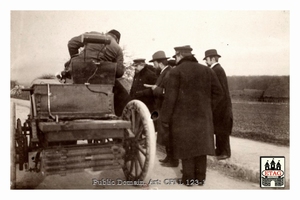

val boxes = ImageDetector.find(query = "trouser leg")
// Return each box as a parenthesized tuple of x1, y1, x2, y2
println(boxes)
(215, 134, 231, 157)
(195, 155, 207, 181)
(160, 144, 179, 166)
(181, 157, 195, 185)
(167, 144, 179, 165)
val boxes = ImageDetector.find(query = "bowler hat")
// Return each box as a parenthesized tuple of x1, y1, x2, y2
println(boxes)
(203, 49, 221, 60)
(149, 51, 170, 62)
(173, 45, 194, 58)
(107, 29, 121, 42)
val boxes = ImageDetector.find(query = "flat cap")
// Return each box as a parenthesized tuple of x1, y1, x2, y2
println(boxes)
(174, 45, 193, 52)
(133, 58, 146, 63)
(107, 29, 121, 41)
(173, 45, 194, 58)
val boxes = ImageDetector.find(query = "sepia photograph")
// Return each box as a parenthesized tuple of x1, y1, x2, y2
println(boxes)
(3, 0, 299, 198)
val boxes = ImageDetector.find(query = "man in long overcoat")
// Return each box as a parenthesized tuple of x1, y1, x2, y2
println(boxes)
(203, 49, 233, 160)
(161, 45, 223, 186)
(145, 51, 178, 167)
(129, 59, 157, 114)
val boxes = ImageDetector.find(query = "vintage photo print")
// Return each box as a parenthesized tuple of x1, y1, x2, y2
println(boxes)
(4, 0, 298, 198)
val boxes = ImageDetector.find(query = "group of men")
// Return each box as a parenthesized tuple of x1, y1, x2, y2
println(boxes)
(64, 29, 233, 187)
(129, 46, 233, 186)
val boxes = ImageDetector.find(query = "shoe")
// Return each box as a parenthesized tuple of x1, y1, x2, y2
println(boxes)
(161, 160, 179, 167)
(217, 154, 230, 160)
(159, 156, 170, 163)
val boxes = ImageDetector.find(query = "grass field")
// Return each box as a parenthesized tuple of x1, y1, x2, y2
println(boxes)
(232, 102, 289, 146)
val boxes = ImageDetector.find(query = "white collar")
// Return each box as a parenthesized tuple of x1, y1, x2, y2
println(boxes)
(211, 62, 219, 69)
(160, 65, 169, 74)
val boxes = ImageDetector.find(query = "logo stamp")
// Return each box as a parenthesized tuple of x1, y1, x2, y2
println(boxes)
(260, 156, 285, 188)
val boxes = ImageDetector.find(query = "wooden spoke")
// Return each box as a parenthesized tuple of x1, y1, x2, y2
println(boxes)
(136, 152, 144, 170)
(137, 144, 146, 157)
(129, 159, 134, 175)
(135, 122, 144, 139)
(135, 158, 139, 177)
(134, 111, 141, 131)
(131, 109, 136, 132)
(126, 129, 135, 138)
(138, 137, 146, 146)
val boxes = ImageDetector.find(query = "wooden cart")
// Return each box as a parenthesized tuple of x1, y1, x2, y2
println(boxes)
(11, 34, 156, 188)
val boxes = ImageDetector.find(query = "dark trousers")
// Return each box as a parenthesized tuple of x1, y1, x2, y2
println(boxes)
(165, 145, 178, 164)
(156, 119, 178, 164)
(182, 155, 207, 183)
(215, 134, 231, 156)
(164, 123, 178, 164)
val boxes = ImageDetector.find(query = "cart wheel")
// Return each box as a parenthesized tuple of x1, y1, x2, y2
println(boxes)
(15, 118, 29, 171)
(122, 100, 156, 183)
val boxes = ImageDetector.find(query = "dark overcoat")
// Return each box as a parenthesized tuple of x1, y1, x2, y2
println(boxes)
(153, 66, 172, 110)
(161, 56, 224, 159)
(130, 65, 157, 113)
(152, 66, 172, 145)
(211, 64, 233, 135)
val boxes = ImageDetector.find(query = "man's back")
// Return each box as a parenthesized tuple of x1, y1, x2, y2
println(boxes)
(161, 57, 223, 123)
(160, 55, 223, 159)
(68, 31, 124, 78)
(211, 63, 233, 134)
(176, 62, 213, 105)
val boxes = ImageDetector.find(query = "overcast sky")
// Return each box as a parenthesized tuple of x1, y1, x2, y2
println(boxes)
(9, 8, 291, 84)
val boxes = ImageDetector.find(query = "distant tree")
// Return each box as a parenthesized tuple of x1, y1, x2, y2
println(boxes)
(11, 80, 18, 89)
(10, 85, 24, 96)
(121, 45, 133, 63)
(121, 45, 135, 80)
(36, 74, 56, 79)
(10, 83, 29, 100)
(227, 75, 289, 91)
(122, 65, 135, 80)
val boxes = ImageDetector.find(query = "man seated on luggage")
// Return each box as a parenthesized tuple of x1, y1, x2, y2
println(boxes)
(64, 29, 124, 79)
(63, 29, 130, 116)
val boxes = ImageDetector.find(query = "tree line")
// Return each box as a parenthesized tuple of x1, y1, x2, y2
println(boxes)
(227, 75, 289, 91)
